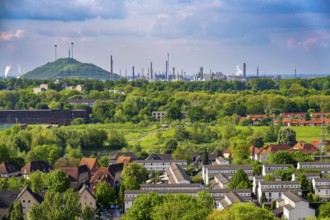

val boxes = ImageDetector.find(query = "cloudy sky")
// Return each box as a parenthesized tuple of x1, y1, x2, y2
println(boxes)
(1, 0, 330, 77)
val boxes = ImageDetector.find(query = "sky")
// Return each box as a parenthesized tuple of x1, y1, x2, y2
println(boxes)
(1, 0, 330, 77)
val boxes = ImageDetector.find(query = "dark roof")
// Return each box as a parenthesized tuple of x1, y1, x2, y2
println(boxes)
(145, 154, 173, 161)
(108, 163, 124, 177)
(111, 152, 138, 160)
(0, 162, 19, 175)
(21, 161, 52, 175)
(282, 191, 306, 203)
(15, 186, 44, 203)
(0, 190, 20, 208)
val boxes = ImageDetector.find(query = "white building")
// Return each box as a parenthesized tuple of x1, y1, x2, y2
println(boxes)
(209, 174, 230, 189)
(164, 163, 190, 184)
(262, 164, 291, 176)
(273, 191, 315, 220)
(297, 162, 330, 169)
(312, 178, 330, 201)
(202, 165, 253, 185)
(218, 191, 245, 210)
(252, 175, 282, 195)
(152, 111, 166, 122)
(214, 156, 230, 165)
(136, 160, 187, 172)
(257, 181, 302, 203)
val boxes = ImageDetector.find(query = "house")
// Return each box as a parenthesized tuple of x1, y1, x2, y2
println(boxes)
(273, 191, 315, 220)
(79, 158, 100, 176)
(214, 156, 230, 165)
(257, 181, 302, 204)
(21, 161, 52, 179)
(310, 112, 330, 118)
(223, 148, 232, 159)
(209, 174, 230, 189)
(152, 111, 166, 122)
(124, 188, 252, 212)
(89, 167, 115, 191)
(14, 186, 44, 214)
(135, 160, 187, 172)
(0, 162, 20, 178)
(312, 178, 330, 201)
(116, 156, 133, 165)
(164, 163, 190, 184)
(146, 154, 173, 161)
(65, 84, 82, 92)
(68, 99, 98, 106)
(291, 173, 320, 182)
(262, 164, 291, 176)
(218, 191, 245, 210)
(202, 165, 253, 185)
(33, 84, 48, 94)
(252, 175, 282, 195)
(109, 152, 138, 165)
(291, 141, 318, 154)
(195, 150, 224, 165)
(255, 144, 291, 162)
(249, 145, 259, 160)
(79, 184, 97, 210)
(140, 183, 202, 191)
(0, 190, 20, 219)
(297, 162, 330, 169)
(108, 163, 124, 183)
(59, 165, 90, 189)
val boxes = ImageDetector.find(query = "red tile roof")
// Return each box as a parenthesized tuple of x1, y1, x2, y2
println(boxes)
(79, 158, 100, 173)
(291, 141, 319, 154)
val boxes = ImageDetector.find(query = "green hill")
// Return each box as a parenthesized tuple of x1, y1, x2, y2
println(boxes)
(22, 58, 120, 80)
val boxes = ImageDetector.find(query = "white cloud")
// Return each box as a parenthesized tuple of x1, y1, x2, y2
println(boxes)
(0, 29, 26, 41)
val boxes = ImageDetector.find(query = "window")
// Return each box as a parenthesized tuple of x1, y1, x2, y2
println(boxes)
(28, 200, 30, 203)
(269, 193, 271, 197)
(22, 200, 25, 203)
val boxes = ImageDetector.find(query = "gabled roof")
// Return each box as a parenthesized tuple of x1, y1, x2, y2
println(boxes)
(116, 156, 133, 164)
(0, 162, 19, 175)
(265, 144, 291, 153)
(14, 186, 44, 204)
(292, 141, 318, 154)
(79, 184, 96, 199)
(108, 163, 124, 177)
(0, 190, 20, 208)
(59, 165, 90, 182)
(249, 145, 259, 156)
(79, 158, 100, 172)
(90, 167, 114, 185)
(166, 163, 190, 184)
(21, 161, 52, 175)
(282, 191, 306, 203)
(145, 154, 173, 161)
(110, 152, 138, 160)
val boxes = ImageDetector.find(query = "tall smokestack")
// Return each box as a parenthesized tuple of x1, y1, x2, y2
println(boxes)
(173, 67, 175, 80)
(167, 53, 169, 81)
(150, 62, 153, 80)
(257, 66, 259, 76)
(243, 63, 246, 78)
(54, 45, 57, 61)
(165, 60, 168, 81)
(132, 66, 135, 79)
(294, 69, 297, 78)
(71, 42, 74, 59)
(110, 55, 113, 81)
(125, 69, 127, 79)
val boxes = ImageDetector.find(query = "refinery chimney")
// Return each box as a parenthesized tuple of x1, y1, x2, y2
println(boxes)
(110, 55, 113, 81)
(243, 63, 246, 78)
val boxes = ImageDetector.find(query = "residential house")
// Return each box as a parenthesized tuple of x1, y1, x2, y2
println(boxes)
(89, 167, 115, 191)
(14, 186, 44, 214)
(214, 156, 230, 165)
(108, 163, 124, 183)
(291, 141, 318, 154)
(262, 164, 291, 176)
(255, 144, 291, 162)
(124, 188, 252, 212)
(59, 165, 90, 189)
(209, 174, 230, 189)
(252, 175, 282, 195)
(0, 162, 20, 178)
(257, 181, 302, 204)
(195, 150, 223, 165)
(33, 84, 48, 94)
(164, 163, 190, 184)
(291, 173, 320, 182)
(79, 184, 97, 210)
(249, 145, 259, 160)
(0, 190, 20, 219)
(218, 191, 245, 210)
(140, 183, 202, 191)
(297, 162, 330, 169)
(312, 178, 330, 201)
(68, 99, 98, 106)
(116, 156, 133, 165)
(135, 160, 187, 172)
(273, 191, 315, 220)
(109, 152, 138, 165)
(223, 148, 232, 159)
(21, 161, 52, 179)
(310, 112, 330, 118)
(202, 165, 253, 185)
(146, 154, 173, 161)
(79, 158, 100, 176)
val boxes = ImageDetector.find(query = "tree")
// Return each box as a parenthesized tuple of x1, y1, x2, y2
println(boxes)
(319, 202, 330, 218)
(28, 144, 61, 166)
(263, 125, 278, 142)
(80, 128, 107, 149)
(228, 169, 251, 189)
(95, 182, 116, 208)
(108, 130, 127, 149)
(188, 106, 205, 122)
(207, 202, 275, 220)
(10, 201, 24, 220)
(29, 170, 44, 192)
(203, 149, 209, 165)
(264, 174, 275, 181)
(297, 174, 309, 192)
(81, 206, 95, 220)
(268, 151, 295, 165)
(99, 156, 110, 167)
(29, 189, 82, 220)
(47, 170, 70, 192)
(252, 162, 262, 176)
(162, 139, 178, 154)
(248, 134, 264, 148)
(121, 162, 148, 190)
(0, 143, 10, 163)
(166, 104, 182, 121)
(277, 127, 297, 146)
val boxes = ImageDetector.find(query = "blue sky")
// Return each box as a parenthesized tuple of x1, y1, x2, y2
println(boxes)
(1, 0, 330, 77)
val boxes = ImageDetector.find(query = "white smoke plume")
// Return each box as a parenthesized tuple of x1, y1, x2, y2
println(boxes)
(5, 66, 11, 78)
(17, 64, 21, 75)
(236, 65, 242, 76)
